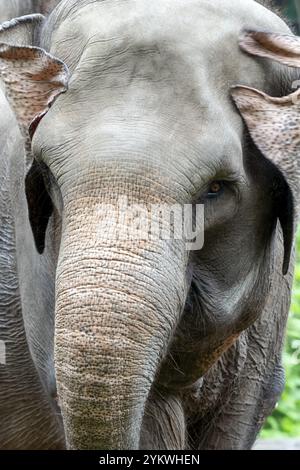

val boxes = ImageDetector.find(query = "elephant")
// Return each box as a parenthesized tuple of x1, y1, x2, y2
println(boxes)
(0, 0, 300, 450)
(0, 0, 61, 23)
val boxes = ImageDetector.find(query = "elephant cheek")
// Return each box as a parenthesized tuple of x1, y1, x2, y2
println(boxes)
(54, 216, 188, 449)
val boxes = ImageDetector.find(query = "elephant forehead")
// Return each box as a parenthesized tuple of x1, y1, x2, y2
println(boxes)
(35, 0, 290, 180)
(33, 82, 245, 195)
(48, 0, 291, 77)
(43, 0, 293, 144)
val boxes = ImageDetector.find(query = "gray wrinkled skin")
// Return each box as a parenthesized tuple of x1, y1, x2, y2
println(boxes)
(0, 81, 64, 450)
(0, 0, 299, 449)
(0, 0, 61, 22)
(0, 0, 64, 450)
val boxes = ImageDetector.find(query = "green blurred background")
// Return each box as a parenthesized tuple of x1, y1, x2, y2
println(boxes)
(278, 0, 299, 33)
(261, 0, 300, 438)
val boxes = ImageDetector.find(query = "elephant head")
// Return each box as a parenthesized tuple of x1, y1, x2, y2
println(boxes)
(0, 0, 300, 450)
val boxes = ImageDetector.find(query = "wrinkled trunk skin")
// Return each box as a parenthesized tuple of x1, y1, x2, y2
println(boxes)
(54, 192, 188, 449)
(140, 390, 186, 449)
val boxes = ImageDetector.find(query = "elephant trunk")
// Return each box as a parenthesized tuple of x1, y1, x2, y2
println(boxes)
(54, 199, 188, 449)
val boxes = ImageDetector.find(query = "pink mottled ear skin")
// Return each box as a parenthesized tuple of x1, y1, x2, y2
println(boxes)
(240, 31, 300, 68)
(231, 85, 300, 196)
(232, 28, 300, 198)
(231, 84, 300, 274)
(0, 44, 69, 144)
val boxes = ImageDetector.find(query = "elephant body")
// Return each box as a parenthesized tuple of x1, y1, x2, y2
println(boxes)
(0, 86, 65, 449)
(0, 0, 299, 449)
(0, 0, 64, 450)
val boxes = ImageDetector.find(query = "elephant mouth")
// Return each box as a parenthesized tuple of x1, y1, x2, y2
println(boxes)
(156, 328, 240, 392)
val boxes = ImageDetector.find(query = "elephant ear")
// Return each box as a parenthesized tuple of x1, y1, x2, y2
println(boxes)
(239, 30, 300, 68)
(232, 31, 300, 275)
(0, 14, 44, 47)
(232, 86, 300, 275)
(0, 16, 69, 253)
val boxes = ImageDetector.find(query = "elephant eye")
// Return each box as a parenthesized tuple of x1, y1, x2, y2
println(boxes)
(206, 181, 225, 198)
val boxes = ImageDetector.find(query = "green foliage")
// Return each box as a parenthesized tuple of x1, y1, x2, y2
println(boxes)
(261, 229, 300, 438)
(275, 0, 300, 31)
